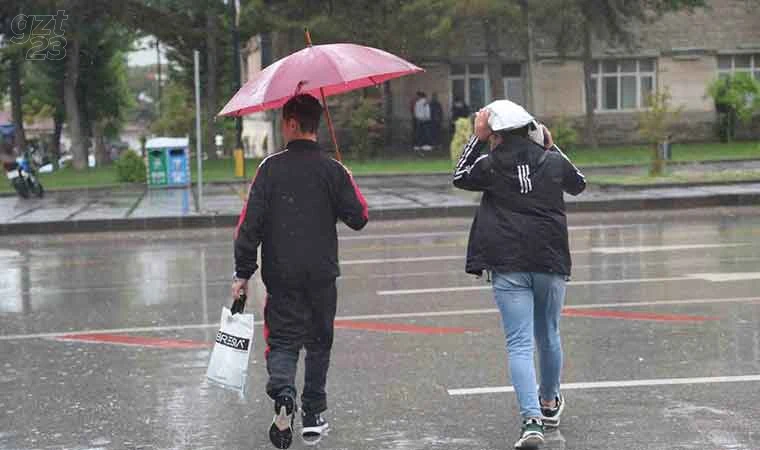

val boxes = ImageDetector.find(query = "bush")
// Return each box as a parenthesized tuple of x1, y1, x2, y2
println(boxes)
(450, 117, 473, 166)
(346, 96, 383, 161)
(707, 73, 760, 142)
(115, 150, 147, 183)
(549, 116, 578, 150)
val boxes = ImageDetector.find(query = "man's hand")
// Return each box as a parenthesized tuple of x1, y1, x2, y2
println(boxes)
(474, 109, 492, 142)
(541, 125, 554, 150)
(232, 277, 249, 300)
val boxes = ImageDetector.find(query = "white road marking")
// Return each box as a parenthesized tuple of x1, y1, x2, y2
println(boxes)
(447, 374, 760, 396)
(338, 223, 651, 241)
(590, 243, 748, 255)
(342, 255, 462, 265)
(342, 242, 752, 266)
(2, 296, 759, 342)
(689, 272, 760, 282)
(377, 276, 693, 296)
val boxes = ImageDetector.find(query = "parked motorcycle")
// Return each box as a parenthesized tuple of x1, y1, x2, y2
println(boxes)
(4, 149, 44, 199)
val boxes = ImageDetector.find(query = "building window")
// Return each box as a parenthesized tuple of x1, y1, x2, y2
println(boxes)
(718, 54, 760, 81)
(450, 63, 489, 111)
(502, 63, 526, 107)
(590, 59, 656, 111)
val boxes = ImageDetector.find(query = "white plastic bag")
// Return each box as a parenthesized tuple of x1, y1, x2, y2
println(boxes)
(206, 306, 254, 396)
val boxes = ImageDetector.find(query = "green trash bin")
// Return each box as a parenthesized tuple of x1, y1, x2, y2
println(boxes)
(147, 149, 168, 186)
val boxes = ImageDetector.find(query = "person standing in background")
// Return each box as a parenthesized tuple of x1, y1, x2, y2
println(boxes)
(413, 91, 432, 152)
(450, 96, 471, 134)
(429, 93, 443, 149)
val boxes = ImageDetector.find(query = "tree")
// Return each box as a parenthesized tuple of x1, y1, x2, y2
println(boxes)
(638, 89, 683, 175)
(78, 24, 134, 166)
(403, 0, 521, 102)
(707, 73, 760, 142)
(0, 4, 29, 151)
(544, 0, 706, 147)
(150, 80, 195, 136)
(24, 57, 66, 164)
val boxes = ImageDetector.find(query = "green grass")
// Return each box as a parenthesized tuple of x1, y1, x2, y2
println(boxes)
(567, 141, 760, 167)
(344, 158, 452, 175)
(590, 170, 760, 186)
(0, 166, 124, 193)
(1, 141, 757, 193)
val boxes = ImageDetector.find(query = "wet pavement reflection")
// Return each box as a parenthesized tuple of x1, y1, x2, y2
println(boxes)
(1, 209, 760, 449)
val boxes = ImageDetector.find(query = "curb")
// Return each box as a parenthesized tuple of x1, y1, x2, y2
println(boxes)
(593, 179, 760, 190)
(2, 192, 760, 236)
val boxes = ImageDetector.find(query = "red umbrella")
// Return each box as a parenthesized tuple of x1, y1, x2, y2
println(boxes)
(218, 31, 423, 161)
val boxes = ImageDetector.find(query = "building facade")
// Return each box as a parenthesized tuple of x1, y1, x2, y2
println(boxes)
(389, 0, 760, 146)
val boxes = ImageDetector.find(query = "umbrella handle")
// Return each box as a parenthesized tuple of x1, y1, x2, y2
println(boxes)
(305, 28, 313, 47)
(320, 88, 342, 162)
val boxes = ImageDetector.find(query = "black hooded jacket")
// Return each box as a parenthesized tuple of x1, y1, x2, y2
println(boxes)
(234, 140, 369, 287)
(453, 135, 586, 277)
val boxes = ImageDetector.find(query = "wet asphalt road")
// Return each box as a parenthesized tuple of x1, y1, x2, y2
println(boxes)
(1, 207, 760, 450)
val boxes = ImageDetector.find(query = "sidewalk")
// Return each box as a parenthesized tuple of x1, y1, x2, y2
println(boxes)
(1, 174, 760, 234)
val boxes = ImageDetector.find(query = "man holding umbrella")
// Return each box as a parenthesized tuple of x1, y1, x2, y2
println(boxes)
(453, 101, 586, 449)
(232, 94, 369, 449)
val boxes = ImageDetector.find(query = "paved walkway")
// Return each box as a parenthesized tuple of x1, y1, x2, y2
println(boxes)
(1, 174, 759, 233)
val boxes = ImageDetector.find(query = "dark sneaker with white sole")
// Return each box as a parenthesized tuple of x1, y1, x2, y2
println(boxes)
(301, 412, 330, 443)
(540, 395, 565, 428)
(269, 394, 296, 449)
(514, 418, 544, 449)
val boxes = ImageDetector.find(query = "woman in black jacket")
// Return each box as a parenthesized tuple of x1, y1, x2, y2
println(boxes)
(453, 101, 585, 449)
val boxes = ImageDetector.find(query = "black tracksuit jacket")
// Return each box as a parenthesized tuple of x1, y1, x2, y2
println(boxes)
(234, 139, 369, 287)
(453, 135, 586, 277)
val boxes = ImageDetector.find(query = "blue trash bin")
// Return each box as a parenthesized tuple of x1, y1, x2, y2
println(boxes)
(167, 148, 190, 187)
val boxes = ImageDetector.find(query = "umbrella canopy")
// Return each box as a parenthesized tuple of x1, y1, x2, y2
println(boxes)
(218, 43, 423, 117)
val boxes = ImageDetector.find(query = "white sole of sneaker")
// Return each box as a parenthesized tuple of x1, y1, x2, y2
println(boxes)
(302, 423, 329, 437)
(301, 423, 329, 447)
(542, 396, 565, 428)
(515, 433, 544, 449)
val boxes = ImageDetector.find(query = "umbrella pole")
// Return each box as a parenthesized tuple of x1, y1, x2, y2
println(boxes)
(305, 29, 342, 162)
(320, 88, 342, 162)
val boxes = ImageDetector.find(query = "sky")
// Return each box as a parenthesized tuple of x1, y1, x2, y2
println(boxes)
(128, 36, 167, 67)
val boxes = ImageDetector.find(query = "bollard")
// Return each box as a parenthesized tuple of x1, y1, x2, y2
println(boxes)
(234, 148, 245, 178)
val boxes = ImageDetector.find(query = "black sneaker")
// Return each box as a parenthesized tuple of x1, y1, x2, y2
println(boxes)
(540, 395, 565, 428)
(301, 412, 330, 442)
(514, 418, 544, 449)
(269, 394, 296, 449)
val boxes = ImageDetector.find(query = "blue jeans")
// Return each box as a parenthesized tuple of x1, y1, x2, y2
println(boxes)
(492, 272, 566, 419)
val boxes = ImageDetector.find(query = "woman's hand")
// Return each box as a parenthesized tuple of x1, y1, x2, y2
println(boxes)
(474, 109, 493, 142)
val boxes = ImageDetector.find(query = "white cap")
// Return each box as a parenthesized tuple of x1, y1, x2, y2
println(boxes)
(485, 100, 535, 132)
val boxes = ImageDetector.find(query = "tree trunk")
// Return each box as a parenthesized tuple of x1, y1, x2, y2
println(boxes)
(52, 77, 65, 168)
(93, 122, 107, 167)
(483, 19, 504, 102)
(383, 81, 394, 152)
(8, 52, 27, 151)
(582, 24, 598, 148)
(205, 11, 218, 160)
(52, 113, 63, 169)
(64, 35, 87, 169)
(521, 0, 536, 112)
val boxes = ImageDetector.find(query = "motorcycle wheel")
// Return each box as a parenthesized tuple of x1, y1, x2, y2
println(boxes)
(32, 180, 44, 198)
(13, 178, 30, 199)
